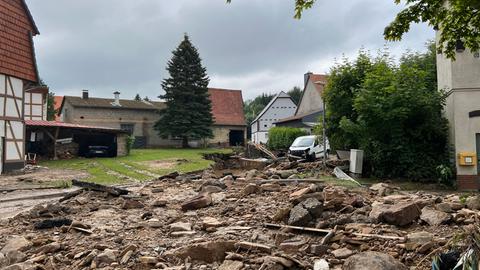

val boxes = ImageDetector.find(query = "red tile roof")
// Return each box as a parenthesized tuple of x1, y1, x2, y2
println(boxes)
(308, 74, 328, 95)
(25, 120, 125, 133)
(53, 96, 63, 121)
(208, 88, 246, 126)
(0, 0, 39, 82)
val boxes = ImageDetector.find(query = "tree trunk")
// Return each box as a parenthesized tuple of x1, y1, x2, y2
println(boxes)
(182, 137, 189, 148)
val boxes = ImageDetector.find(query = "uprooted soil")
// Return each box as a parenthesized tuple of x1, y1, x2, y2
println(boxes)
(0, 159, 478, 270)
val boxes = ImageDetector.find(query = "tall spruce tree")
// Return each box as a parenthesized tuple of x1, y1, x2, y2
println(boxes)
(154, 34, 213, 148)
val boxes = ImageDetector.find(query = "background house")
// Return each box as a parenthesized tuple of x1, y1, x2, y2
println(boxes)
(250, 91, 297, 144)
(58, 88, 246, 148)
(275, 72, 327, 132)
(438, 35, 480, 190)
(0, 0, 43, 172)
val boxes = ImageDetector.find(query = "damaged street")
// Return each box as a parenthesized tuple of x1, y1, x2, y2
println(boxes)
(0, 155, 479, 270)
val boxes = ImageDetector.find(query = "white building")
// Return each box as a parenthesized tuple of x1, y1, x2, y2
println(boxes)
(251, 91, 297, 144)
(438, 35, 480, 190)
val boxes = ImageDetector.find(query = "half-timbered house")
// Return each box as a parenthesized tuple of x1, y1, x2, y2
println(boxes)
(0, 0, 43, 172)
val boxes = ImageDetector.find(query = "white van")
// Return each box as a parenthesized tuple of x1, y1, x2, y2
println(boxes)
(288, 135, 330, 161)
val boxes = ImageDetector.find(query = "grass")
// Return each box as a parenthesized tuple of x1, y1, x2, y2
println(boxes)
(40, 148, 230, 185)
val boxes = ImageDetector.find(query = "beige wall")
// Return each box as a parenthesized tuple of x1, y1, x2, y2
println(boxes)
(438, 31, 480, 176)
(208, 125, 246, 146)
(297, 80, 324, 115)
(117, 133, 128, 156)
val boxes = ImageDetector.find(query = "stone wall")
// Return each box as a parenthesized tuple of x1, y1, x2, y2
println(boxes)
(117, 133, 128, 156)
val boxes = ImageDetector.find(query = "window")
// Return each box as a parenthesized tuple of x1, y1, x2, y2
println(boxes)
(120, 123, 135, 135)
(264, 124, 267, 127)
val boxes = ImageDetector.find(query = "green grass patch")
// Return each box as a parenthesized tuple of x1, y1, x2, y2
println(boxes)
(40, 148, 230, 184)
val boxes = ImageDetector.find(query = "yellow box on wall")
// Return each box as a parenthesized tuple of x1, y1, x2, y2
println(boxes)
(458, 152, 476, 166)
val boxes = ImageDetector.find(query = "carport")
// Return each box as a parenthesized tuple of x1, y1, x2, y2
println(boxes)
(25, 120, 128, 160)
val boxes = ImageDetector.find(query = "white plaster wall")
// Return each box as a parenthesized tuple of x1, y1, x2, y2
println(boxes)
(451, 90, 480, 175)
(297, 80, 324, 115)
(251, 97, 296, 143)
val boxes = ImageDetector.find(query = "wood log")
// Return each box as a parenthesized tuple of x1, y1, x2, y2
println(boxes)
(71, 179, 129, 196)
(263, 223, 331, 234)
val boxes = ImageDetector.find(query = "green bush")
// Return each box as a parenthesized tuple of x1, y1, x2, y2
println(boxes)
(126, 135, 135, 155)
(267, 127, 308, 150)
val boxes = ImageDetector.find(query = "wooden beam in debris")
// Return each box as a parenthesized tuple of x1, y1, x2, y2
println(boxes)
(71, 179, 129, 196)
(264, 223, 331, 234)
(257, 179, 325, 184)
(250, 142, 277, 160)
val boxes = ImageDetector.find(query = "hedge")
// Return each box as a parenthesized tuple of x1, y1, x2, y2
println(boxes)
(267, 127, 308, 150)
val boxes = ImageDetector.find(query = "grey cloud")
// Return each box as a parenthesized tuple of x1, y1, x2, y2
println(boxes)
(27, 0, 433, 100)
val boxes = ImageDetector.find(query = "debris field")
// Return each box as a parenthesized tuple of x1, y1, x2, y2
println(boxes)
(0, 159, 479, 270)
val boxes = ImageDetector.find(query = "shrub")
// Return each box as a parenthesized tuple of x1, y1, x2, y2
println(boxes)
(126, 135, 135, 155)
(267, 127, 308, 150)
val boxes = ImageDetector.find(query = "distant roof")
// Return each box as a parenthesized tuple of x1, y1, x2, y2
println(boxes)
(61, 96, 166, 111)
(275, 109, 323, 124)
(251, 91, 295, 124)
(209, 88, 246, 126)
(54, 96, 63, 121)
(25, 120, 126, 133)
(308, 74, 328, 94)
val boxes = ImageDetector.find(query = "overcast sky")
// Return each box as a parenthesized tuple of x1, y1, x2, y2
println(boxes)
(27, 0, 434, 101)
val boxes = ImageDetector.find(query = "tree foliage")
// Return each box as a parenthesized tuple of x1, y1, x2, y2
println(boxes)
(46, 92, 57, 121)
(154, 34, 213, 148)
(325, 43, 449, 180)
(287, 86, 303, 104)
(267, 126, 308, 150)
(228, 0, 480, 59)
(134, 94, 141, 101)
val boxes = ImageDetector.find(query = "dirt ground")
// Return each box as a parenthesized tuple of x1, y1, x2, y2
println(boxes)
(0, 166, 88, 189)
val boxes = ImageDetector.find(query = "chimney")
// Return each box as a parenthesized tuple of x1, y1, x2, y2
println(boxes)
(304, 72, 312, 88)
(113, 91, 121, 106)
(82, 90, 89, 99)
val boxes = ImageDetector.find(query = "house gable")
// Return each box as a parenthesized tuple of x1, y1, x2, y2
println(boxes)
(0, 0, 40, 82)
(296, 74, 327, 116)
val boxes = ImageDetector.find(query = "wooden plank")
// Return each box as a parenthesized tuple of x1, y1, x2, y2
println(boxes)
(71, 179, 129, 196)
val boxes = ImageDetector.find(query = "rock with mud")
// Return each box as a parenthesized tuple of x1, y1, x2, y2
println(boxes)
(343, 251, 408, 270)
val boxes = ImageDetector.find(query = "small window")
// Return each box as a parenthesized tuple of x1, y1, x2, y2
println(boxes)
(121, 123, 135, 135)
(264, 124, 267, 127)
(80, 116, 84, 119)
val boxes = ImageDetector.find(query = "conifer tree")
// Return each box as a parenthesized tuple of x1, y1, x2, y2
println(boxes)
(154, 34, 213, 147)
(134, 94, 141, 101)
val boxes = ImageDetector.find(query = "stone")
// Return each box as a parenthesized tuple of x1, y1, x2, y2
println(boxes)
(311, 244, 329, 256)
(289, 187, 311, 200)
(370, 201, 421, 226)
(170, 222, 192, 232)
(435, 202, 453, 213)
(241, 183, 261, 196)
(272, 207, 291, 221)
(0, 236, 31, 254)
(288, 204, 312, 226)
(122, 199, 144, 209)
(277, 169, 297, 179)
(314, 259, 330, 270)
(165, 241, 236, 263)
(466, 196, 480, 210)
(343, 251, 408, 270)
(120, 250, 133, 264)
(234, 241, 272, 253)
(301, 198, 323, 217)
(260, 183, 281, 192)
(407, 231, 434, 243)
(369, 183, 393, 196)
(95, 249, 117, 266)
(420, 207, 451, 226)
(152, 199, 167, 207)
(139, 256, 158, 265)
(201, 185, 224, 194)
(245, 169, 258, 180)
(417, 241, 435, 254)
(36, 242, 61, 254)
(171, 231, 197, 237)
(151, 187, 164, 193)
(218, 260, 244, 270)
(147, 218, 162, 228)
(202, 217, 223, 228)
(448, 202, 464, 210)
(181, 194, 212, 211)
(279, 240, 306, 254)
(331, 248, 354, 259)
(5, 250, 26, 265)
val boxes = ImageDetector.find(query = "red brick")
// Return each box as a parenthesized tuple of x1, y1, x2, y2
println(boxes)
(457, 175, 480, 191)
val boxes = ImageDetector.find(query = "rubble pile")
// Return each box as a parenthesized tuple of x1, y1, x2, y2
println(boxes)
(0, 160, 479, 270)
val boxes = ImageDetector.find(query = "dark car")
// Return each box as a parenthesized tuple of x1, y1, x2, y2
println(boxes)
(86, 146, 110, 158)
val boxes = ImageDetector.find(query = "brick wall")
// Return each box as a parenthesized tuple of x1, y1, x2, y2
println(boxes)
(0, 0, 38, 82)
(457, 175, 480, 190)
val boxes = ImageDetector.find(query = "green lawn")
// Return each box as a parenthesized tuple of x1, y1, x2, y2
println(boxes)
(41, 148, 230, 185)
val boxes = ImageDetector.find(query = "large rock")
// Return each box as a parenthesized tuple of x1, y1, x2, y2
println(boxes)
(343, 251, 408, 270)
(466, 196, 480, 210)
(301, 198, 323, 218)
(420, 207, 451, 226)
(1, 236, 31, 254)
(181, 194, 212, 211)
(241, 184, 261, 196)
(165, 241, 236, 263)
(169, 222, 192, 232)
(332, 248, 354, 259)
(288, 204, 312, 226)
(370, 201, 421, 226)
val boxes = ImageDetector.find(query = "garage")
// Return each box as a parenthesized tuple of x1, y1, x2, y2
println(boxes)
(25, 120, 128, 160)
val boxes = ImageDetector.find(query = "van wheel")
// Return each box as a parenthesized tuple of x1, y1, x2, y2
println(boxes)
(307, 154, 315, 162)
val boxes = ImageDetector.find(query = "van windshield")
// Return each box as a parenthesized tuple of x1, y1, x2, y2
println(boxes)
(291, 137, 314, 147)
